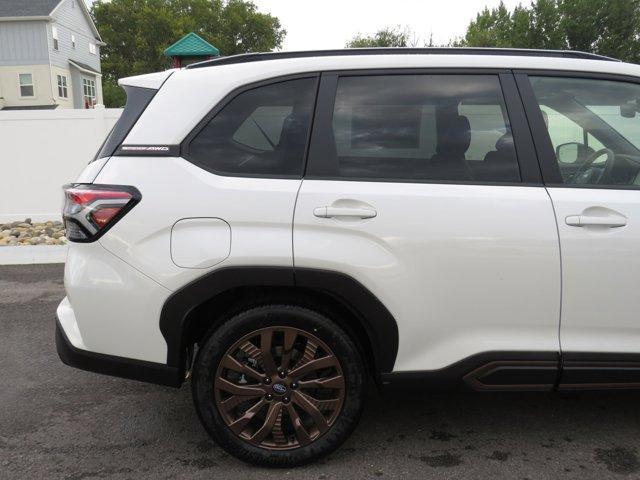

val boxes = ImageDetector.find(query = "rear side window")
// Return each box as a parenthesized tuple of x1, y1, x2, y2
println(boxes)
(310, 74, 520, 183)
(187, 77, 317, 177)
(95, 86, 157, 160)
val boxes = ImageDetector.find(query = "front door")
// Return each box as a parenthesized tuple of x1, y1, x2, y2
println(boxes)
(82, 76, 97, 108)
(520, 73, 640, 388)
(294, 72, 561, 378)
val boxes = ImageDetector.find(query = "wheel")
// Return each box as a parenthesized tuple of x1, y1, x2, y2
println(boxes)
(191, 304, 366, 467)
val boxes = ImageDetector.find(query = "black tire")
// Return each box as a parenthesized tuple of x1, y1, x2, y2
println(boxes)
(191, 304, 366, 467)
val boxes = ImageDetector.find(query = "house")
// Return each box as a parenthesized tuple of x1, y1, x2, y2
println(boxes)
(164, 32, 220, 68)
(0, 0, 104, 110)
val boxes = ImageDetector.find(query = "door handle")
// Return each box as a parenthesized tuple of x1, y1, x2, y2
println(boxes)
(565, 215, 627, 228)
(313, 206, 377, 219)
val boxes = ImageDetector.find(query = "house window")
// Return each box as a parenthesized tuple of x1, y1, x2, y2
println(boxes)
(89, 43, 97, 55)
(52, 26, 59, 50)
(57, 75, 68, 98)
(19, 73, 34, 97)
(82, 78, 96, 108)
(71, 34, 76, 49)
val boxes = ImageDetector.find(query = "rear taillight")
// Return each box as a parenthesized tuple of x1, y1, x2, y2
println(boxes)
(62, 184, 141, 242)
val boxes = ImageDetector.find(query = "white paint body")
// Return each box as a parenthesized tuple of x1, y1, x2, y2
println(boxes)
(294, 181, 561, 371)
(548, 187, 640, 353)
(61, 155, 301, 362)
(56, 53, 640, 370)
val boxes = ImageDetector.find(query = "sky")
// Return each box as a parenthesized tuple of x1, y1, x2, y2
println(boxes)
(86, 0, 526, 51)
(250, 0, 525, 50)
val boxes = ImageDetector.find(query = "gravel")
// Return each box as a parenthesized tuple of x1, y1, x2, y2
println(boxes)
(0, 218, 66, 246)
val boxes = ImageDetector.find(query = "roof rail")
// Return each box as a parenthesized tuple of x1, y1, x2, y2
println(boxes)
(185, 47, 620, 70)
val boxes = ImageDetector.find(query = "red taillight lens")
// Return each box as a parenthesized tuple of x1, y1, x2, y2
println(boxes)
(62, 184, 140, 242)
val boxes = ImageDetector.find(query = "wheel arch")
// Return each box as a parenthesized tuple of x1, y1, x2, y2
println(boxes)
(159, 267, 399, 385)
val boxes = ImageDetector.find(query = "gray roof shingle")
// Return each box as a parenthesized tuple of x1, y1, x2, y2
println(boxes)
(0, 0, 63, 18)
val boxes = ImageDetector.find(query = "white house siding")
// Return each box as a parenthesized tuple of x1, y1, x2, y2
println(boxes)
(50, 64, 73, 108)
(95, 74, 103, 105)
(0, 21, 53, 108)
(48, 0, 101, 73)
(0, 1, 103, 109)
(69, 65, 82, 108)
(0, 64, 54, 109)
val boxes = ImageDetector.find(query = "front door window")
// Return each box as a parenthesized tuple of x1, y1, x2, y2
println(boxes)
(530, 76, 640, 186)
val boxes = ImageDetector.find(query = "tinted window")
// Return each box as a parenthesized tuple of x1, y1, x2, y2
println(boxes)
(531, 76, 640, 186)
(188, 78, 317, 177)
(96, 85, 157, 160)
(313, 75, 520, 182)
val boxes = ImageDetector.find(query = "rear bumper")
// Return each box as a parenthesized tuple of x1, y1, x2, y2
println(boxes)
(55, 315, 182, 387)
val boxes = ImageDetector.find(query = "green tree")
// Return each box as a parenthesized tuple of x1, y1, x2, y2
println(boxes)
(560, 0, 640, 61)
(346, 26, 411, 48)
(458, 3, 514, 48)
(91, 0, 285, 107)
(529, 0, 564, 49)
(457, 0, 640, 63)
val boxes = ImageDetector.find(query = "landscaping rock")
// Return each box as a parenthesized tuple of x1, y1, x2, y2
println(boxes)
(0, 219, 66, 247)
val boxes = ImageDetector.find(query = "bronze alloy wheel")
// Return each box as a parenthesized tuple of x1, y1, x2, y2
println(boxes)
(213, 326, 346, 450)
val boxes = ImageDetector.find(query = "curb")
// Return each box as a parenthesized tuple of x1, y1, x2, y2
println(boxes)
(0, 245, 68, 265)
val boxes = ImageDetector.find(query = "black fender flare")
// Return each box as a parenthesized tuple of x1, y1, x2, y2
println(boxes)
(159, 266, 399, 379)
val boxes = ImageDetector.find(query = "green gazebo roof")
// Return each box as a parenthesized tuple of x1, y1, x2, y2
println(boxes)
(164, 32, 220, 57)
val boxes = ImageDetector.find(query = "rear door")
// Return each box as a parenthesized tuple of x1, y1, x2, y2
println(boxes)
(294, 71, 561, 379)
(518, 73, 640, 388)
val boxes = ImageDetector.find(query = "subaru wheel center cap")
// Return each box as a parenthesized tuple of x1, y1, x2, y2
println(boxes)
(272, 383, 287, 395)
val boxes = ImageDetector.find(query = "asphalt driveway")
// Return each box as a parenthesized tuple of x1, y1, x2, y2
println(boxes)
(1, 264, 640, 479)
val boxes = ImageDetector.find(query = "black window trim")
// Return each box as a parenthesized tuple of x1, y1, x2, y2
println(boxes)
(180, 72, 321, 180)
(98, 86, 158, 160)
(305, 68, 543, 187)
(515, 68, 640, 190)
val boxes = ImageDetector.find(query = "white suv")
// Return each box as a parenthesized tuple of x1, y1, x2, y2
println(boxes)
(56, 48, 640, 467)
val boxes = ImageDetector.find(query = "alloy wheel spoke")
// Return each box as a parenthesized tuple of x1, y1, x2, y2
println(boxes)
(238, 341, 262, 366)
(293, 340, 318, 370)
(271, 408, 287, 446)
(220, 354, 263, 381)
(279, 329, 298, 372)
(260, 330, 278, 376)
(307, 397, 342, 412)
(286, 403, 311, 446)
(289, 355, 339, 379)
(298, 375, 345, 390)
(228, 399, 265, 435)
(249, 401, 283, 445)
(220, 393, 261, 412)
(292, 391, 329, 434)
(215, 377, 265, 397)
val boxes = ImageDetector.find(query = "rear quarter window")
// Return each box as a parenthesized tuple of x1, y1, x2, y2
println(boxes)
(94, 85, 157, 160)
(186, 77, 318, 177)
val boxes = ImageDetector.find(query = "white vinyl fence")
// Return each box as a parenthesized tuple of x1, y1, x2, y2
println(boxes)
(0, 107, 122, 222)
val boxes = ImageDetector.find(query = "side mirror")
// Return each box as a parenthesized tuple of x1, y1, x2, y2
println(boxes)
(620, 101, 638, 118)
(556, 142, 582, 164)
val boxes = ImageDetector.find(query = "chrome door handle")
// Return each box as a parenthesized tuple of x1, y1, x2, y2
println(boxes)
(565, 215, 627, 228)
(313, 206, 377, 219)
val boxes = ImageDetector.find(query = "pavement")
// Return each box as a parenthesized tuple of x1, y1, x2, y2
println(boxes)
(0, 245, 67, 265)
(2, 263, 640, 480)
